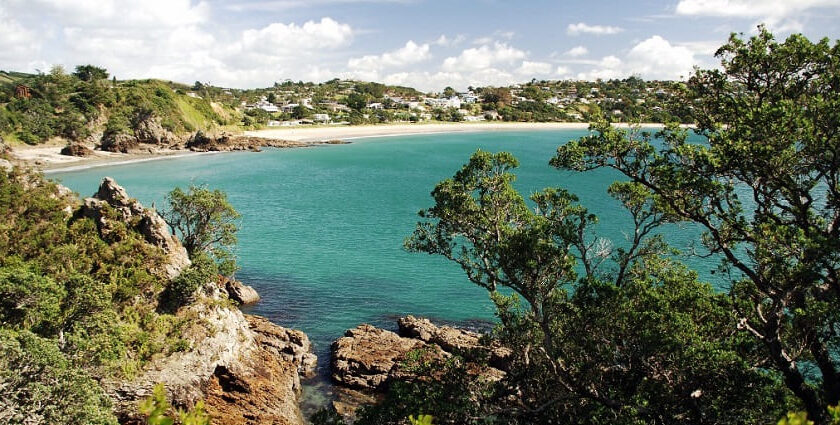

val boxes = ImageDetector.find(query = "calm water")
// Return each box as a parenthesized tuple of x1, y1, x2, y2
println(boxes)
(51, 129, 713, 407)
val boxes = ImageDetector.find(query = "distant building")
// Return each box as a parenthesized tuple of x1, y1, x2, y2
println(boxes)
(312, 113, 330, 122)
(367, 102, 384, 110)
(14, 85, 31, 99)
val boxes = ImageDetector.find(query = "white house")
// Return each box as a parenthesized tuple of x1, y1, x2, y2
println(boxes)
(313, 113, 330, 122)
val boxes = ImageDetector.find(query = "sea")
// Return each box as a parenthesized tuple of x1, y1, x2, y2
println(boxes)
(51, 128, 715, 411)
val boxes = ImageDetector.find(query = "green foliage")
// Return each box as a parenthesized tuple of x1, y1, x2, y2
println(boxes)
(779, 407, 840, 425)
(73, 65, 109, 82)
(409, 414, 434, 425)
(355, 355, 490, 425)
(163, 184, 240, 276)
(551, 27, 840, 423)
(400, 149, 790, 424)
(139, 383, 211, 425)
(0, 263, 65, 335)
(0, 329, 118, 425)
(0, 169, 214, 419)
(166, 253, 218, 306)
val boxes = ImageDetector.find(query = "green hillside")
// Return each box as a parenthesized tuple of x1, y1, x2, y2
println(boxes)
(0, 66, 240, 146)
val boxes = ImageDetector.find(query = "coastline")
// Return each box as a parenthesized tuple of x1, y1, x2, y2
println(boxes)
(12, 122, 670, 173)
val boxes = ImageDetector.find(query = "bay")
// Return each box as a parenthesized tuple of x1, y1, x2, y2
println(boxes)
(51, 128, 713, 399)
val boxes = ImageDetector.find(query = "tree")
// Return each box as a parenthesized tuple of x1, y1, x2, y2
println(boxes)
(551, 27, 840, 423)
(292, 104, 311, 119)
(405, 150, 786, 424)
(442, 86, 456, 98)
(162, 185, 240, 276)
(73, 65, 109, 82)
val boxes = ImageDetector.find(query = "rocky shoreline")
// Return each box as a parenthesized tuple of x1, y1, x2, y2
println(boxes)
(328, 316, 510, 418)
(74, 176, 317, 425)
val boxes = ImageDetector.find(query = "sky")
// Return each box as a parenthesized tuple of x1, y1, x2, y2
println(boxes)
(1, 0, 840, 91)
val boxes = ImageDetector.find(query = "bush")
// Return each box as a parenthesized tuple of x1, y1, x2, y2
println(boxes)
(0, 329, 118, 425)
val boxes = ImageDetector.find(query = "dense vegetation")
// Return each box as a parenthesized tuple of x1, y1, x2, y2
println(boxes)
(0, 155, 239, 423)
(0, 66, 238, 145)
(312, 28, 840, 425)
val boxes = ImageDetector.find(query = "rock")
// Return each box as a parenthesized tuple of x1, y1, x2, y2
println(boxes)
(107, 305, 316, 425)
(100, 131, 140, 153)
(398, 316, 512, 370)
(134, 115, 176, 146)
(77, 177, 190, 279)
(223, 277, 261, 305)
(331, 317, 511, 399)
(246, 314, 317, 378)
(186, 131, 310, 152)
(60, 142, 94, 157)
(331, 324, 426, 391)
(0, 158, 12, 172)
(398, 315, 482, 353)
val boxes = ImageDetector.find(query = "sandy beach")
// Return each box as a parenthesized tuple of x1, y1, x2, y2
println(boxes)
(245, 122, 595, 142)
(10, 122, 668, 173)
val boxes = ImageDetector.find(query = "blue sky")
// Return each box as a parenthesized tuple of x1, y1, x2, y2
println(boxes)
(1, 0, 839, 90)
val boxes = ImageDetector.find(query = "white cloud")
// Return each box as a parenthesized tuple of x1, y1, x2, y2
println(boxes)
(556, 66, 571, 76)
(567, 22, 624, 35)
(21, 0, 210, 29)
(240, 18, 353, 52)
(626, 35, 696, 80)
(434, 34, 465, 46)
(675, 0, 840, 31)
(576, 36, 697, 81)
(516, 61, 553, 76)
(565, 46, 589, 57)
(348, 40, 431, 71)
(442, 42, 526, 72)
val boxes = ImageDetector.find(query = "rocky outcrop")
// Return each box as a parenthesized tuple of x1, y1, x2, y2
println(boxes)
(222, 276, 261, 305)
(77, 177, 190, 280)
(134, 115, 176, 146)
(60, 142, 94, 157)
(398, 316, 512, 370)
(108, 306, 316, 425)
(185, 131, 309, 152)
(100, 131, 140, 153)
(331, 324, 427, 391)
(332, 318, 510, 393)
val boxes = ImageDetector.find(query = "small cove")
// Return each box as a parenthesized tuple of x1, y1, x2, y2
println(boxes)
(52, 129, 715, 413)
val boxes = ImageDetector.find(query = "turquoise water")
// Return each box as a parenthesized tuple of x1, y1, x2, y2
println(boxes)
(51, 129, 713, 399)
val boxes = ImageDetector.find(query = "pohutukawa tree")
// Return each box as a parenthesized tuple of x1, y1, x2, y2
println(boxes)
(552, 27, 840, 423)
(162, 184, 240, 277)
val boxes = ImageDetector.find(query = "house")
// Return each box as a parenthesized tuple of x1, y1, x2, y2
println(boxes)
(312, 113, 330, 122)
(463, 115, 485, 122)
(267, 120, 282, 127)
(14, 84, 31, 99)
(460, 93, 479, 104)
(187, 92, 202, 99)
(253, 100, 278, 113)
(281, 103, 299, 113)
(367, 102, 384, 110)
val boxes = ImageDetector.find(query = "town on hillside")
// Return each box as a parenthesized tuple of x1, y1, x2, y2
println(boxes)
(0, 67, 692, 147)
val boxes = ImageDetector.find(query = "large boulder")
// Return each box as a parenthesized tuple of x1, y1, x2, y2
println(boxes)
(398, 316, 512, 370)
(223, 276, 261, 305)
(331, 324, 426, 391)
(77, 177, 190, 279)
(134, 115, 176, 146)
(332, 318, 511, 393)
(60, 142, 94, 157)
(100, 131, 140, 153)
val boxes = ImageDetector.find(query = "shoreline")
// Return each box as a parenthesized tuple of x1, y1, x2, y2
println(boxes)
(11, 122, 671, 173)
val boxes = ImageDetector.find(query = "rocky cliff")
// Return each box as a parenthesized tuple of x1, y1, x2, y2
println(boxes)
(80, 177, 315, 425)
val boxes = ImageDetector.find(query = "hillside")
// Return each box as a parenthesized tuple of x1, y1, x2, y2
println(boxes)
(1, 64, 691, 151)
(0, 66, 240, 148)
